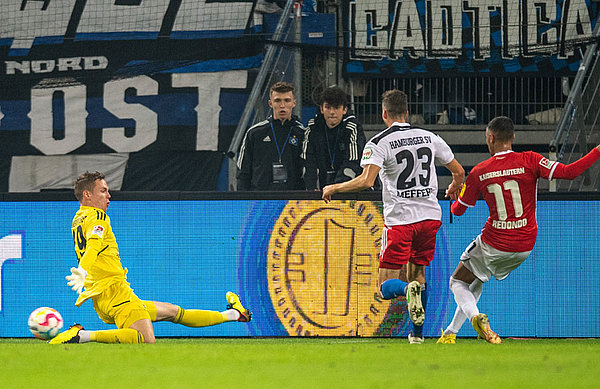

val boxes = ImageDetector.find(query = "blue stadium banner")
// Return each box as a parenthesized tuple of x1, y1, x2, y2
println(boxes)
(0, 1, 271, 190)
(343, 0, 600, 76)
(0, 1, 264, 156)
(1, 198, 599, 338)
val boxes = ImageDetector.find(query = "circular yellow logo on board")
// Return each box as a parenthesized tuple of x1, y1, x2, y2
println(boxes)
(267, 200, 387, 336)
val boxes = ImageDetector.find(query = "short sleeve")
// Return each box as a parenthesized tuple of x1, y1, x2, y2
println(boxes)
(360, 141, 385, 169)
(433, 135, 455, 165)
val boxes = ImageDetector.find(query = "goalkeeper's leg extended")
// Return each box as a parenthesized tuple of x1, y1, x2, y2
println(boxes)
(49, 324, 144, 344)
(145, 292, 252, 327)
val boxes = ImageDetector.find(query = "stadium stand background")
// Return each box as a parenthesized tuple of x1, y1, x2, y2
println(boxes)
(0, 1, 598, 192)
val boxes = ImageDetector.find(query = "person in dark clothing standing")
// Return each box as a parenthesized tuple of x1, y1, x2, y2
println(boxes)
(302, 87, 366, 190)
(236, 82, 305, 191)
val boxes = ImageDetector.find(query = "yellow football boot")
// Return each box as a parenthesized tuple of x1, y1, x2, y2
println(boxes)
(48, 324, 83, 344)
(226, 292, 252, 322)
(436, 332, 457, 344)
(471, 313, 501, 344)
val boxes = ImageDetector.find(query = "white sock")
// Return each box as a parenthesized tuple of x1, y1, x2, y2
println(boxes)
(444, 306, 465, 335)
(445, 279, 483, 334)
(449, 276, 479, 321)
(470, 279, 483, 300)
(78, 330, 91, 343)
(222, 309, 240, 321)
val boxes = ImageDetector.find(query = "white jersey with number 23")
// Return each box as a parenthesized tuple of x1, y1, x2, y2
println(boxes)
(361, 122, 455, 226)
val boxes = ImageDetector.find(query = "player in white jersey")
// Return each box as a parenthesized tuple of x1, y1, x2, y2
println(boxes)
(323, 90, 464, 343)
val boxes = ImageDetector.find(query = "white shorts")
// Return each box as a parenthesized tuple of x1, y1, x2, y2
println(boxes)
(460, 234, 531, 283)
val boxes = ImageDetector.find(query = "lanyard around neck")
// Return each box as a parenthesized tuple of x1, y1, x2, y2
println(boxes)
(270, 120, 293, 163)
(324, 124, 341, 168)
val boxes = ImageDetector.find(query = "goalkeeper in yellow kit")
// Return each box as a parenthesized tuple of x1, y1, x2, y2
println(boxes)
(50, 171, 251, 344)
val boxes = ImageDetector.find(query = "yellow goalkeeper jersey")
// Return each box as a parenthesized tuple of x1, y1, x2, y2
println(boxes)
(71, 205, 128, 306)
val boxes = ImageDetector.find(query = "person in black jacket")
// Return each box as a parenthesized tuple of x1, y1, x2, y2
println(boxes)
(236, 82, 305, 191)
(302, 86, 366, 190)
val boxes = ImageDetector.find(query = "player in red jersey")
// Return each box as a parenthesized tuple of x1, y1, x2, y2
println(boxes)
(437, 116, 600, 344)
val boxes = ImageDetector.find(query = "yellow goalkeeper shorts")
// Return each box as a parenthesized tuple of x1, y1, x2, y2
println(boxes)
(92, 281, 151, 329)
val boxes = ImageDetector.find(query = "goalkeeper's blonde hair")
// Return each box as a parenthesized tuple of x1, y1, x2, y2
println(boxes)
(74, 171, 105, 201)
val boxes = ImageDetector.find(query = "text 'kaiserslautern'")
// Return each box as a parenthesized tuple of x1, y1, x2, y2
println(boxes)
(479, 167, 525, 181)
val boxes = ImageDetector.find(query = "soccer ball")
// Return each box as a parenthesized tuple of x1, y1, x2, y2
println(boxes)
(28, 307, 63, 340)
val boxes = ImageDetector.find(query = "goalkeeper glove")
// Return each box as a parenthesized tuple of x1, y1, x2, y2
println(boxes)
(66, 266, 87, 294)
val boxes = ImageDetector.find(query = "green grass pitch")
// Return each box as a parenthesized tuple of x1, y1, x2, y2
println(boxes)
(1, 337, 599, 388)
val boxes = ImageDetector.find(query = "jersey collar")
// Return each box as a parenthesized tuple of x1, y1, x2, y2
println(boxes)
(80, 205, 105, 212)
(493, 150, 514, 157)
(392, 121, 410, 129)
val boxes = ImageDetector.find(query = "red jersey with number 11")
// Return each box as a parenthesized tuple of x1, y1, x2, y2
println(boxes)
(456, 150, 555, 252)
